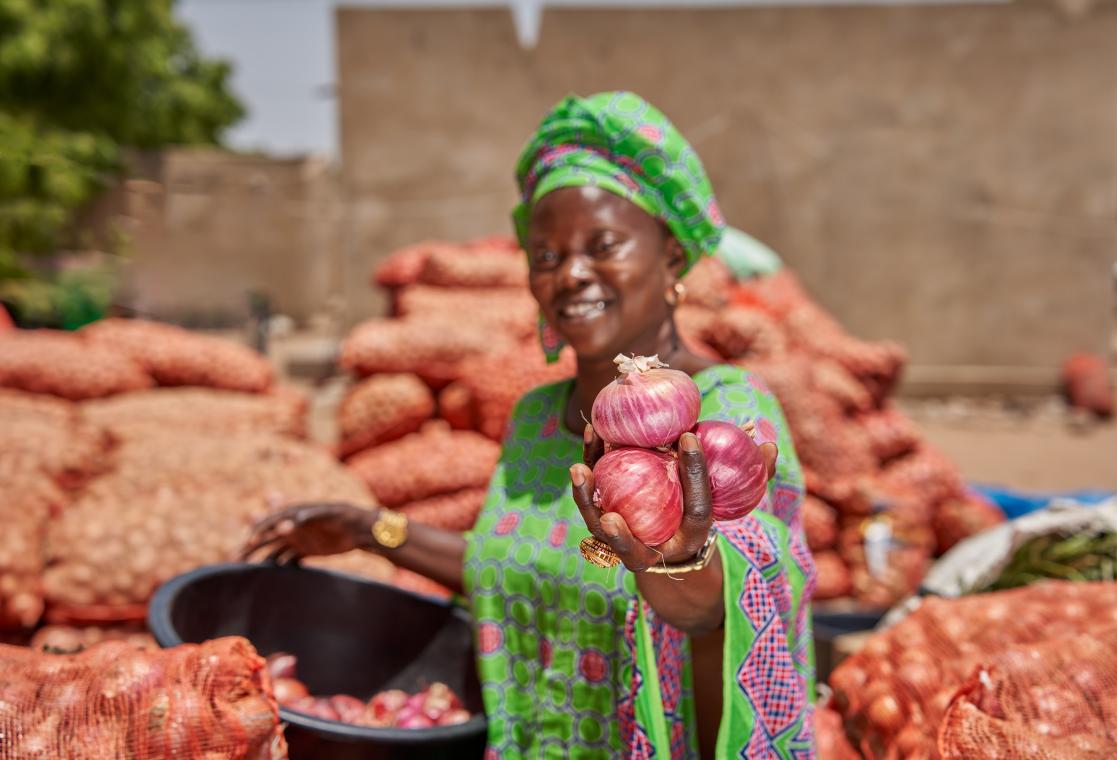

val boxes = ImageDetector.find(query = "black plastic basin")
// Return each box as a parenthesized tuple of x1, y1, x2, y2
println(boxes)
(148, 563, 486, 760)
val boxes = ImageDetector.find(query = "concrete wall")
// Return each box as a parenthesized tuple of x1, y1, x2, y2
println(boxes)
(114, 150, 343, 326)
(335, 1, 1117, 377)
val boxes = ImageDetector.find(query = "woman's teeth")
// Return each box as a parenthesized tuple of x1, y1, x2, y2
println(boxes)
(562, 301, 606, 318)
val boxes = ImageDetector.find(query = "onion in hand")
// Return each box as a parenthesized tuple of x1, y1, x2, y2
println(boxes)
(591, 355, 701, 448)
(692, 420, 768, 521)
(592, 448, 683, 546)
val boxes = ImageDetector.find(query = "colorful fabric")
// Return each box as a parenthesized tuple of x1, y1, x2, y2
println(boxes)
(464, 365, 816, 759)
(513, 91, 726, 275)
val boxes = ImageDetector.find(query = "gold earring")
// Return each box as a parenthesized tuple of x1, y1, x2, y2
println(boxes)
(666, 282, 686, 306)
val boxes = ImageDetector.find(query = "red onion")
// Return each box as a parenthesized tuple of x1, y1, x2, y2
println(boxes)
(593, 448, 682, 546)
(693, 420, 768, 521)
(591, 354, 701, 448)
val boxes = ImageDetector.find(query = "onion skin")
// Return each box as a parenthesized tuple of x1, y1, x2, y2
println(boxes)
(593, 448, 683, 546)
(591, 355, 701, 448)
(692, 420, 768, 521)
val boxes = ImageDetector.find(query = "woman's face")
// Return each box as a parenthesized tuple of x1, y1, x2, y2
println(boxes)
(526, 186, 683, 362)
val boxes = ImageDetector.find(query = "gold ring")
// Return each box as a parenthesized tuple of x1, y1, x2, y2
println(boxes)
(580, 536, 621, 568)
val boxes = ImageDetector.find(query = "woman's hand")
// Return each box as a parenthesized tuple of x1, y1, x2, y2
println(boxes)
(569, 424, 778, 570)
(240, 502, 376, 563)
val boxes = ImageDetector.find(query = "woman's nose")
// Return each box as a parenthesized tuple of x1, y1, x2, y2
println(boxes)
(557, 251, 594, 290)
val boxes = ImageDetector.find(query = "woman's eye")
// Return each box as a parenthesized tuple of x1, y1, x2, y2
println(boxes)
(592, 238, 619, 256)
(532, 248, 559, 268)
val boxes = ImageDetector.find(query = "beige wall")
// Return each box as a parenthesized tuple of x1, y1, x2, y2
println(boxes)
(116, 150, 342, 326)
(336, 1, 1117, 375)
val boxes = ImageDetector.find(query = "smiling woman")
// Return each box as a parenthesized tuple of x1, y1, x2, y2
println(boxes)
(245, 91, 816, 759)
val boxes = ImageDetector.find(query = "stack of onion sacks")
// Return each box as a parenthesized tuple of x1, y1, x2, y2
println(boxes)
(590, 355, 769, 547)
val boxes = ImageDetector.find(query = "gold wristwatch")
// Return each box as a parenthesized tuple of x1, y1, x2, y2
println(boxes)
(370, 509, 409, 549)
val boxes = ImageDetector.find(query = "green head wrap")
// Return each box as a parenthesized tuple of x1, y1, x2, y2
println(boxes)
(513, 91, 725, 275)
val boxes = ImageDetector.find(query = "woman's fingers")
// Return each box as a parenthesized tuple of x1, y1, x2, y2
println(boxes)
(582, 424, 605, 468)
(599, 513, 658, 572)
(570, 464, 608, 540)
(760, 442, 778, 480)
(676, 433, 713, 551)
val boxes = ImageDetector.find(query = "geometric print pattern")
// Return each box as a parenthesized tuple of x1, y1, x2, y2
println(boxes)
(464, 366, 816, 759)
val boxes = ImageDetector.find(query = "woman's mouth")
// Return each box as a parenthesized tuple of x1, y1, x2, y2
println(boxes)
(559, 300, 609, 322)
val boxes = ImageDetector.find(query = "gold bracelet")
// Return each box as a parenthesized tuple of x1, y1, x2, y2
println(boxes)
(644, 529, 718, 575)
(370, 509, 409, 549)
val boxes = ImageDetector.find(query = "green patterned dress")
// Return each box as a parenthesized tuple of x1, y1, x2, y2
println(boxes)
(464, 365, 817, 759)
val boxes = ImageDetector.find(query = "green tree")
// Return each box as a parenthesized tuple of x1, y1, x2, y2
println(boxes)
(0, 0, 244, 325)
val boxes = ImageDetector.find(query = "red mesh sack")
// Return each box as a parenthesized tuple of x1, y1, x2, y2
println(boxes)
(370, 241, 457, 289)
(933, 494, 1005, 554)
(339, 317, 514, 387)
(812, 551, 853, 601)
(337, 374, 434, 458)
(0, 389, 108, 488)
(938, 626, 1117, 759)
(43, 434, 371, 621)
(81, 319, 273, 393)
(438, 381, 476, 430)
(802, 495, 839, 551)
(706, 307, 788, 360)
(82, 388, 306, 442)
(0, 330, 153, 400)
(812, 359, 873, 413)
(346, 423, 500, 507)
(0, 471, 64, 629)
(398, 487, 488, 532)
(394, 286, 538, 340)
(674, 305, 723, 361)
(456, 345, 576, 440)
(1061, 352, 1113, 418)
(829, 581, 1117, 760)
(858, 404, 920, 463)
(876, 445, 966, 507)
(0, 636, 287, 759)
(417, 247, 528, 288)
(680, 257, 732, 309)
(817, 704, 861, 760)
(30, 623, 156, 654)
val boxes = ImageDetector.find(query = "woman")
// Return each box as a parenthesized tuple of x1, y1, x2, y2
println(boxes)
(245, 92, 816, 758)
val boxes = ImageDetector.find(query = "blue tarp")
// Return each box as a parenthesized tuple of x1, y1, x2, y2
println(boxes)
(968, 483, 1116, 520)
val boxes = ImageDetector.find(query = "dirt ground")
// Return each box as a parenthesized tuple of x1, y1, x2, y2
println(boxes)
(901, 397, 1117, 493)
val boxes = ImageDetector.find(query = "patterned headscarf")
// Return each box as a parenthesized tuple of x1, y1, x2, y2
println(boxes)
(514, 91, 726, 360)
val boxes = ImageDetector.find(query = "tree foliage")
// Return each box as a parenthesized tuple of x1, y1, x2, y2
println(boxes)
(0, 0, 244, 322)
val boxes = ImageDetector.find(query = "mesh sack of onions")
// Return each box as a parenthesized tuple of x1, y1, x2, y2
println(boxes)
(394, 286, 538, 340)
(0, 471, 64, 629)
(858, 404, 920, 463)
(828, 581, 1117, 759)
(437, 381, 476, 430)
(802, 495, 838, 551)
(876, 445, 966, 508)
(417, 247, 528, 288)
(337, 374, 434, 458)
(345, 423, 500, 508)
(938, 625, 1117, 759)
(705, 307, 788, 361)
(456, 345, 576, 440)
(30, 623, 156, 654)
(811, 551, 853, 602)
(370, 241, 459, 289)
(0, 390, 108, 488)
(1061, 352, 1114, 418)
(43, 434, 371, 621)
(82, 388, 306, 443)
(679, 257, 732, 310)
(397, 487, 489, 532)
(80, 318, 273, 393)
(0, 636, 287, 760)
(339, 317, 514, 387)
(673, 305, 722, 362)
(811, 359, 874, 413)
(816, 705, 861, 760)
(0, 330, 153, 400)
(932, 494, 1005, 555)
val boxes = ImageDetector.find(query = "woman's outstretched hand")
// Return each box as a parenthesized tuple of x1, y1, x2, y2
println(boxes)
(240, 502, 376, 564)
(569, 424, 777, 571)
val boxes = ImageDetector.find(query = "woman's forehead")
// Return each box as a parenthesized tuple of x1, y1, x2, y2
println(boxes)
(530, 186, 654, 233)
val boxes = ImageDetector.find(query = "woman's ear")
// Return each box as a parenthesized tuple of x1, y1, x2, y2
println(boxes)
(664, 235, 687, 281)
